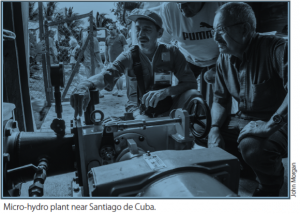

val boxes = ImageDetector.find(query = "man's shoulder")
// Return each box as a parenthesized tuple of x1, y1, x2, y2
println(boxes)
(255, 33, 286, 45)
(161, 2, 179, 14)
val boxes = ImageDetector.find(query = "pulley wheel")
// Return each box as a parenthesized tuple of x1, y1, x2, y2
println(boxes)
(186, 97, 211, 140)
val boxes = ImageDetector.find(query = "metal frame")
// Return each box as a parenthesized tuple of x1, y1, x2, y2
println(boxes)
(3, 2, 34, 131)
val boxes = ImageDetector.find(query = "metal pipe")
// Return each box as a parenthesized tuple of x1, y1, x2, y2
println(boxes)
(6, 132, 75, 182)
(104, 113, 207, 133)
(105, 118, 182, 133)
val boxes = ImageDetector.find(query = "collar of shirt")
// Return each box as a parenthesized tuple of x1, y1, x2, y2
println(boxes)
(135, 42, 165, 59)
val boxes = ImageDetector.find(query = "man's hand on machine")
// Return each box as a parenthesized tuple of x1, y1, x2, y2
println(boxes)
(207, 127, 225, 149)
(142, 89, 168, 108)
(70, 83, 91, 118)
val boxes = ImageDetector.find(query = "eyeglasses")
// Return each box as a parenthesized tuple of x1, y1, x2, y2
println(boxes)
(211, 22, 245, 36)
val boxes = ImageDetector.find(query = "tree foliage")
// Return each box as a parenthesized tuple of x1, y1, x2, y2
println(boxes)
(29, 2, 39, 21)
(96, 12, 114, 28)
(52, 7, 85, 41)
(44, 2, 59, 20)
(29, 2, 84, 40)
(29, 2, 59, 22)
(110, 2, 143, 27)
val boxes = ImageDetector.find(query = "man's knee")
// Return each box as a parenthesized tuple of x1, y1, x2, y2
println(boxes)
(179, 89, 202, 109)
(182, 89, 201, 97)
(238, 137, 264, 166)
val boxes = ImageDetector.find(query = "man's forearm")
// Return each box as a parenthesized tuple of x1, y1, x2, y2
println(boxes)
(266, 94, 288, 131)
(165, 82, 197, 96)
(82, 73, 107, 91)
(275, 94, 288, 118)
(211, 102, 229, 127)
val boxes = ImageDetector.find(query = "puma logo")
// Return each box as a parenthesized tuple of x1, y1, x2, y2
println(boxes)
(200, 22, 213, 29)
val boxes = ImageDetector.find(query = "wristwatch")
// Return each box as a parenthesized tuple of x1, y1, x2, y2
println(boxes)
(272, 113, 286, 126)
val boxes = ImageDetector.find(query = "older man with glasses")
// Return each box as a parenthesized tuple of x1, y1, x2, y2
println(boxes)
(208, 2, 288, 197)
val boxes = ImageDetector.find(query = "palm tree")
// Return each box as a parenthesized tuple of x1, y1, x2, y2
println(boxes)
(29, 2, 59, 22)
(111, 2, 143, 27)
(96, 12, 113, 28)
(44, 2, 59, 21)
(29, 2, 39, 21)
(53, 7, 84, 41)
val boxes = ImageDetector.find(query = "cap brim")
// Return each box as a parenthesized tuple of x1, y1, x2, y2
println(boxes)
(127, 14, 160, 27)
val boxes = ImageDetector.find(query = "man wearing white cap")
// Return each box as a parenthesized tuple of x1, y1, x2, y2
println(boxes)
(70, 9, 200, 120)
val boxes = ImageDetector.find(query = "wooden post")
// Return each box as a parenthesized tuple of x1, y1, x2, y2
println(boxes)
(61, 29, 92, 100)
(44, 20, 54, 101)
(38, 2, 52, 107)
(90, 12, 95, 76)
(46, 11, 91, 101)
